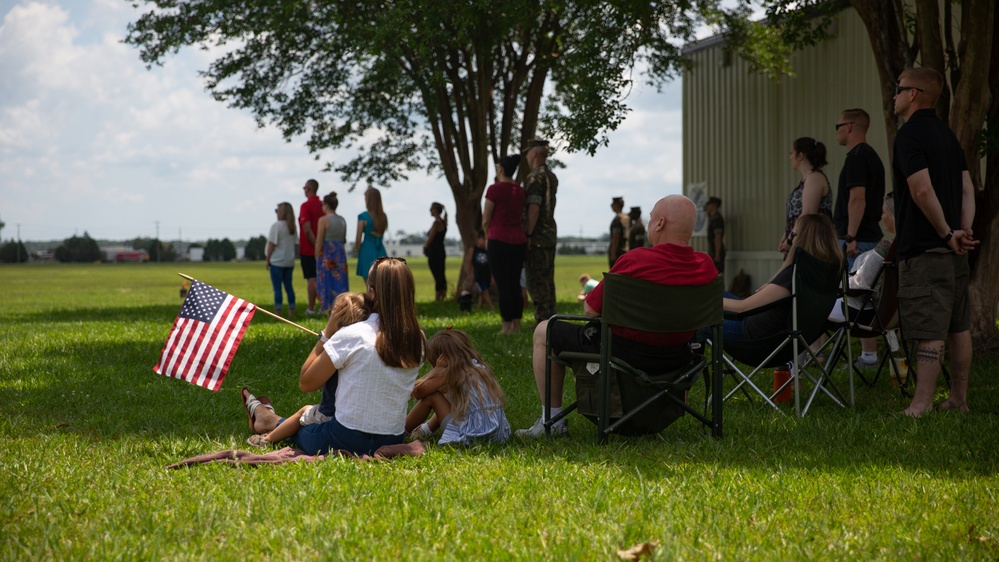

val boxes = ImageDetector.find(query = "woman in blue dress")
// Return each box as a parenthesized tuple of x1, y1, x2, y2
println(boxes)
(355, 187, 388, 280)
(314, 192, 350, 314)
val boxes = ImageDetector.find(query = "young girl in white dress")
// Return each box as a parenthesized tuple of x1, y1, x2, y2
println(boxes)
(406, 329, 510, 445)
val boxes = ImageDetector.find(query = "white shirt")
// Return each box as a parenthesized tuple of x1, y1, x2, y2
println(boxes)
(268, 221, 297, 268)
(322, 313, 420, 435)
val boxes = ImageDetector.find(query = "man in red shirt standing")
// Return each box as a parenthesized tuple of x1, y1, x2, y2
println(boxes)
(299, 179, 324, 316)
(515, 194, 718, 438)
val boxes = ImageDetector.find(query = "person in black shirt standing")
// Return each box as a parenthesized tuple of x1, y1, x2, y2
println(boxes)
(833, 108, 885, 269)
(892, 67, 979, 417)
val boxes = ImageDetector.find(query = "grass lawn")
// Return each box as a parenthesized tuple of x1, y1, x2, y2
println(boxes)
(1, 258, 997, 560)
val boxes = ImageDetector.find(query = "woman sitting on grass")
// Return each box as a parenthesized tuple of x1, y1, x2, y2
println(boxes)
(244, 257, 425, 455)
(244, 291, 372, 448)
(406, 329, 510, 445)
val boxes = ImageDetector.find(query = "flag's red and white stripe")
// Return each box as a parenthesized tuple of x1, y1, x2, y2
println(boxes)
(153, 282, 255, 392)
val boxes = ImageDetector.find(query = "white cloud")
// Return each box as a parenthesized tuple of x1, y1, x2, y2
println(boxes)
(0, 0, 685, 243)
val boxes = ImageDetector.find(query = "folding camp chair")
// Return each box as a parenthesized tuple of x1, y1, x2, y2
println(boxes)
(714, 249, 848, 417)
(541, 274, 725, 443)
(826, 243, 908, 393)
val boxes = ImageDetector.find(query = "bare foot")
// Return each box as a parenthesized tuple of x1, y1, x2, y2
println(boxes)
(903, 405, 933, 418)
(936, 400, 969, 413)
(252, 406, 281, 434)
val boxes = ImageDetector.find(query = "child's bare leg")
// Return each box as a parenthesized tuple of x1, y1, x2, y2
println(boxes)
(406, 391, 452, 433)
(265, 405, 309, 443)
(423, 392, 451, 430)
(483, 292, 494, 311)
(406, 397, 435, 433)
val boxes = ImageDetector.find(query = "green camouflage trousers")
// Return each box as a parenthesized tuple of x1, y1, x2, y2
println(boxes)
(525, 244, 557, 324)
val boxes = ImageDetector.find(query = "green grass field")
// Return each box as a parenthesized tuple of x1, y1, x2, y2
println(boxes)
(1, 258, 997, 560)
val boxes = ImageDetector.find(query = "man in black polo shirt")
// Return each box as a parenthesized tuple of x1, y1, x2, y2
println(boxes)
(834, 108, 885, 269)
(892, 67, 979, 417)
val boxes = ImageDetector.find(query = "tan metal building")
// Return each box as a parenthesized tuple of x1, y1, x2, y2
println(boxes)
(683, 6, 889, 290)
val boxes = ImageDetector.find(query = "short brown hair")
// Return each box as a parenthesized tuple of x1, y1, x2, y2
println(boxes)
(901, 67, 944, 104)
(840, 108, 870, 131)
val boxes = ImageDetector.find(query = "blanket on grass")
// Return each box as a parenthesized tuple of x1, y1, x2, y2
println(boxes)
(167, 442, 425, 469)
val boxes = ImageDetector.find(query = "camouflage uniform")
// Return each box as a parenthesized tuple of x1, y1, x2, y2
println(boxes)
(524, 163, 558, 323)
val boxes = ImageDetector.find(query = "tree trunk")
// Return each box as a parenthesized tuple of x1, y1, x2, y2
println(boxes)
(852, 0, 998, 349)
(968, 2, 999, 349)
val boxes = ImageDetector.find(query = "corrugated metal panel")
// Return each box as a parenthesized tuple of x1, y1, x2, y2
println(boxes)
(684, 7, 889, 290)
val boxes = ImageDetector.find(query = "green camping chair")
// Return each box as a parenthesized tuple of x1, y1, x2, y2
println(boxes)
(541, 273, 725, 443)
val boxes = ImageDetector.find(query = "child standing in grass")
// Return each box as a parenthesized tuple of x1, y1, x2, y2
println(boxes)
(246, 292, 372, 447)
(406, 329, 510, 445)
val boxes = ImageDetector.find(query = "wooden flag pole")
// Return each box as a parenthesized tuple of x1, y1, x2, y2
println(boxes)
(177, 273, 318, 336)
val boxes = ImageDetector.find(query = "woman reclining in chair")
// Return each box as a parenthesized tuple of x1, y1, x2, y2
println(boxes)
(722, 214, 843, 343)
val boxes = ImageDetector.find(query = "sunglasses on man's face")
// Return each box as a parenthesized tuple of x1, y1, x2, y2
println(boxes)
(895, 84, 924, 96)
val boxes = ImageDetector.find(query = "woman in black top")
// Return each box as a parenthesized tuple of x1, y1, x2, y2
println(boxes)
(423, 202, 448, 301)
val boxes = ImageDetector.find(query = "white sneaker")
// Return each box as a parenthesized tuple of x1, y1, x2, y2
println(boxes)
(515, 416, 568, 439)
(305, 309, 318, 317)
(853, 355, 879, 369)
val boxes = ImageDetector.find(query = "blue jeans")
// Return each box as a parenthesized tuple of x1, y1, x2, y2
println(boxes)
(841, 239, 879, 272)
(269, 264, 296, 310)
(293, 415, 403, 456)
(697, 291, 749, 344)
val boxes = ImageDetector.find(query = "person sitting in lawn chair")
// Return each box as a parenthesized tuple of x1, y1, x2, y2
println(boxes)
(515, 195, 718, 438)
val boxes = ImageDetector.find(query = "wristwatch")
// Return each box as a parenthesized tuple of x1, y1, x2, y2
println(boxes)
(844, 234, 855, 243)
(942, 230, 954, 243)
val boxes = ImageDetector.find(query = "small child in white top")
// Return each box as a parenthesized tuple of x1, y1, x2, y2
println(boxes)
(406, 329, 510, 445)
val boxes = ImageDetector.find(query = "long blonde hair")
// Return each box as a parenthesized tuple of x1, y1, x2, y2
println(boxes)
(425, 329, 505, 422)
(330, 292, 372, 332)
(783, 214, 843, 271)
(368, 258, 423, 368)
(365, 188, 388, 235)
(276, 202, 297, 236)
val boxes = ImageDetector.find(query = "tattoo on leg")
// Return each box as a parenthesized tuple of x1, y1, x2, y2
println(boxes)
(915, 347, 941, 364)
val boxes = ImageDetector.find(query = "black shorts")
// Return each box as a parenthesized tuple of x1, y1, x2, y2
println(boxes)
(300, 254, 317, 279)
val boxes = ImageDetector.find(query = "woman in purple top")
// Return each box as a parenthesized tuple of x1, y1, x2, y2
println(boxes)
(481, 154, 526, 334)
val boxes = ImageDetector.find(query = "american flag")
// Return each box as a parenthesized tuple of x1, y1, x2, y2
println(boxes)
(153, 280, 256, 391)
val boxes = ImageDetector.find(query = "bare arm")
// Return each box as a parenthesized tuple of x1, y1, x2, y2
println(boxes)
(907, 169, 953, 239)
(303, 218, 317, 247)
(314, 216, 328, 259)
(724, 282, 791, 313)
(800, 174, 827, 215)
(583, 300, 599, 317)
(846, 187, 865, 238)
(961, 170, 975, 232)
(423, 219, 442, 252)
(412, 370, 446, 399)
(355, 219, 366, 253)
(266, 242, 275, 268)
(482, 199, 495, 234)
(844, 186, 865, 256)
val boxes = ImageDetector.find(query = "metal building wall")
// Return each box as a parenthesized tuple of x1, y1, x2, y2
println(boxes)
(684, 7, 889, 291)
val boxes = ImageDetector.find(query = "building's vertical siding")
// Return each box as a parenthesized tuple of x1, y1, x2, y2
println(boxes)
(684, 7, 889, 290)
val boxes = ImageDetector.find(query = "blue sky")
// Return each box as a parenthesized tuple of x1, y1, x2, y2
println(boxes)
(0, 0, 686, 243)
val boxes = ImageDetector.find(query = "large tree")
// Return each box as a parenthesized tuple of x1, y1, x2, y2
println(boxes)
(741, 0, 998, 348)
(125, 0, 733, 277)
